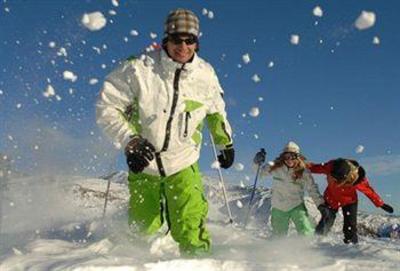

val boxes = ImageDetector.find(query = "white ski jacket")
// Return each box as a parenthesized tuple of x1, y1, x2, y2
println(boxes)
(96, 49, 233, 177)
(260, 165, 324, 212)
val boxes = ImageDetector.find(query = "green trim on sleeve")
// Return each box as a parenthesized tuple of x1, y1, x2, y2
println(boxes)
(191, 121, 204, 145)
(117, 98, 142, 135)
(206, 113, 232, 146)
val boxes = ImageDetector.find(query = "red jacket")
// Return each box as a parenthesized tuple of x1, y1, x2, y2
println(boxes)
(309, 160, 384, 210)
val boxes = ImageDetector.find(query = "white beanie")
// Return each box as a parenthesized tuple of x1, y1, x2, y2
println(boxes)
(283, 141, 300, 154)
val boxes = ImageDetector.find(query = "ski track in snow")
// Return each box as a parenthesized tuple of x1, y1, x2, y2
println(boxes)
(0, 173, 399, 270)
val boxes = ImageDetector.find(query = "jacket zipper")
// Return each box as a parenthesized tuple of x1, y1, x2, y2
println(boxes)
(183, 112, 191, 137)
(156, 64, 185, 177)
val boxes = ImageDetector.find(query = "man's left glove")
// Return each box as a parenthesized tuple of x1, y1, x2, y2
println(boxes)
(218, 145, 235, 169)
(125, 135, 156, 173)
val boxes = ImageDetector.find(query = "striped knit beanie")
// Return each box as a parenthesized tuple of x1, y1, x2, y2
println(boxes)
(164, 8, 200, 37)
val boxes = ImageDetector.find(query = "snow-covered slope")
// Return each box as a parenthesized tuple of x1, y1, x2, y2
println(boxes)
(0, 173, 399, 270)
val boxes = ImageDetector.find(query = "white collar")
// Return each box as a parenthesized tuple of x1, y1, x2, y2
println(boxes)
(160, 49, 199, 73)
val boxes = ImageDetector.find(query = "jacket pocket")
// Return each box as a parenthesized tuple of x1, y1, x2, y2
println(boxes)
(183, 112, 191, 138)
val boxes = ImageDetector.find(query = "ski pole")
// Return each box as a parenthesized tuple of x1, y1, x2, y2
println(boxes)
(102, 153, 118, 219)
(244, 148, 266, 228)
(102, 178, 112, 219)
(208, 131, 234, 224)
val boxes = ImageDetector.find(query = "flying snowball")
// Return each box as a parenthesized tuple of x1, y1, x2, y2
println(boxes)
(252, 74, 261, 83)
(313, 6, 323, 17)
(242, 53, 251, 64)
(63, 71, 78, 82)
(43, 85, 56, 98)
(211, 160, 220, 169)
(355, 145, 365, 154)
(81, 12, 107, 31)
(234, 163, 244, 171)
(290, 34, 300, 45)
(249, 107, 260, 117)
(355, 11, 376, 30)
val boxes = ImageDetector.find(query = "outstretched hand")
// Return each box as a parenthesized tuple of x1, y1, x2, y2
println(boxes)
(253, 148, 267, 165)
(381, 203, 394, 214)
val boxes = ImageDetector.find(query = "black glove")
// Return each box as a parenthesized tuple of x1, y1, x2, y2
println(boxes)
(125, 136, 156, 173)
(218, 145, 235, 169)
(381, 203, 394, 214)
(253, 148, 267, 165)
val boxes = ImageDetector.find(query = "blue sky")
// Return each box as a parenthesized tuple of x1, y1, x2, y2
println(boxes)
(1, 1, 399, 212)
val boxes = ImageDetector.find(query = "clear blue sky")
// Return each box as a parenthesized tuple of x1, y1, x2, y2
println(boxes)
(1, 1, 399, 212)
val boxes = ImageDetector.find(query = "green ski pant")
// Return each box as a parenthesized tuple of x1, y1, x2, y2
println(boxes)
(271, 204, 314, 236)
(128, 163, 210, 255)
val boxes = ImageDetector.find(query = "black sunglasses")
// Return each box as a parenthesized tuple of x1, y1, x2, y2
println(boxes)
(281, 152, 298, 161)
(168, 35, 197, 45)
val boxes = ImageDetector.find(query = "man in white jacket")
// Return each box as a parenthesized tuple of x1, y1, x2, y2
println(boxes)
(96, 9, 234, 255)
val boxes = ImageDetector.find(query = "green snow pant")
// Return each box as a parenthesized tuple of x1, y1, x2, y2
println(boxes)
(127, 163, 210, 255)
(271, 203, 314, 236)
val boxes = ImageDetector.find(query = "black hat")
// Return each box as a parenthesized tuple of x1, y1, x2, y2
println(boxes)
(331, 158, 351, 180)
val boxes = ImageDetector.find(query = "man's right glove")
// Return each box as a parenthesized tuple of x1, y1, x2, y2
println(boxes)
(125, 135, 156, 173)
(218, 145, 235, 169)
(381, 203, 394, 214)
(253, 148, 267, 165)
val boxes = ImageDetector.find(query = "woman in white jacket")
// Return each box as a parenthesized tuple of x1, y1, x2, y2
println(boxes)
(258, 142, 324, 236)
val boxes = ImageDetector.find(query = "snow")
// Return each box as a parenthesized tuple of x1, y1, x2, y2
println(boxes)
(290, 34, 300, 45)
(202, 8, 214, 19)
(267, 61, 274, 68)
(355, 11, 376, 30)
(249, 107, 260, 117)
(150, 32, 157, 39)
(1, 174, 399, 270)
(355, 145, 365, 154)
(234, 163, 244, 171)
(81, 12, 107, 31)
(373, 36, 380, 45)
(63, 70, 78, 82)
(242, 53, 251, 64)
(89, 78, 99, 85)
(130, 30, 139, 36)
(251, 74, 261, 83)
(43, 85, 56, 98)
(211, 160, 220, 169)
(111, 0, 119, 8)
(57, 47, 68, 57)
(313, 6, 323, 17)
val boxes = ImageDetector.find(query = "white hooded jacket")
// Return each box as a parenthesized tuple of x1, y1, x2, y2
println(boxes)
(261, 164, 324, 212)
(96, 49, 233, 176)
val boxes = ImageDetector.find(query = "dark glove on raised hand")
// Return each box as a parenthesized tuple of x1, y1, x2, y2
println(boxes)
(253, 148, 267, 165)
(218, 145, 235, 169)
(381, 203, 394, 214)
(125, 135, 156, 173)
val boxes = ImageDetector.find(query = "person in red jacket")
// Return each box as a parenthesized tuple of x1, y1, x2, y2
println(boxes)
(309, 158, 394, 244)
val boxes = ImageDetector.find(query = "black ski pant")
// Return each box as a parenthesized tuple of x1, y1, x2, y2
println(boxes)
(315, 202, 358, 244)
